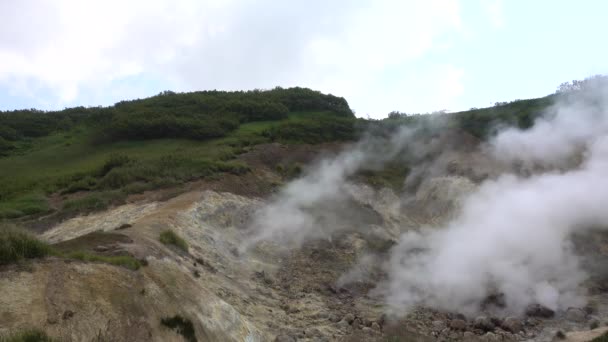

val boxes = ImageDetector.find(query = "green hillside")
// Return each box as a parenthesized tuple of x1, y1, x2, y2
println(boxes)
(0, 87, 556, 221)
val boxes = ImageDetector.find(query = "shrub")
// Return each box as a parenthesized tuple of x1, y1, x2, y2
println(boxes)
(63, 251, 141, 270)
(159, 230, 188, 252)
(0, 194, 51, 219)
(0, 225, 53, 265)
(161, 315, 197, 342)
(99, 154, 131, 177)
(62, 195, 107, 213)
(0, 329, 55, 342)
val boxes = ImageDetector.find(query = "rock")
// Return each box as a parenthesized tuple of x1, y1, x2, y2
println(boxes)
(115, 223, 132, 230)
(565, 307, 587, 322)
(328, 313, 340, 322)
(449, 319, 467, 331)
(337, 319, 350, 330)
(274, 335, 295, 342)
(501, 317, 522, 333)
(352, 318, 361, 329)
(432, 320, 447, 332)
(463, 331, 476, 340)
(94, 245, 110, 252)
(62, 310, 75, 320)
(525, 303, 555, 318)
(343, 313, 355, 324)
(474, 316, 495, 331)
(304, 328, 321, 337)
(361, 327, 373, 335)
(371, 322, 381, 331)
(482, 332, 500, 342)
(555, 330, 566, 340)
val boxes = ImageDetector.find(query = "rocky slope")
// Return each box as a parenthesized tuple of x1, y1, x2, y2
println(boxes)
(2, 140, 608, 342)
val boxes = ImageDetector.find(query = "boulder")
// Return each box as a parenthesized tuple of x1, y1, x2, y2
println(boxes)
(501, 317, 522, 333)
(565, 307, 587, 323)
(525, 303, 555, 318)
(449, 319, 467, 331)
(474, 316, 495, 331)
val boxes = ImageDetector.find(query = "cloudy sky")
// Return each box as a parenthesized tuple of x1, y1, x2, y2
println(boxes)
(0, 0, 607, 118)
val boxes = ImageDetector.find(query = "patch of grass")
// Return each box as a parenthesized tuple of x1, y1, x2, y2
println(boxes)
(161, 315, 197, 342)
(159, 230, 188, 252)
(63, 251, 141, 270)
(591, 332, 608, 342)
(0, 329, 55, 342)
(0, 225, 53, 265)
(61, 191, 126, 215)
(0, 193, 51, 219)
(354, 163, 410, 190)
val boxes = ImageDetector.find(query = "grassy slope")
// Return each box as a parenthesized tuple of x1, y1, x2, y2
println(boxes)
(0, 111, 343, 219)
(0, 93, 556, 220)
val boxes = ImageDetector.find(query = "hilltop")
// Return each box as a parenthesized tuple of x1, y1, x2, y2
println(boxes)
(0, 87, 553, 225)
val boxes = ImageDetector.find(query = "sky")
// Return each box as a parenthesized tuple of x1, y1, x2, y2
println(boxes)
(0, 0, 607, 118)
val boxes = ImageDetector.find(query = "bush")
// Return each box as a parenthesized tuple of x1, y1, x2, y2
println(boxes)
(0, 225, 53, 265)
(99, 154, 131, 177)
(0, 329, 55, 342)
(264, 114, 356, 144)
(63, 251, 141, 270)
(0, 194, 51, 219)
(159, 230, 188, 252)
(161, 315, 197, 342)
(61, 191, 125, 215)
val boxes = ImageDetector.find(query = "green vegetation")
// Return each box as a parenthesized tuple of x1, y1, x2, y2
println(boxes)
(353, 163, 410, 190)
(0, 329, 55, 342)
(591, 332, 608, 342)
(0, 85, 566, 222)
(161, 315, 197, 342)
(0, 193, 51, 219)
(159, 230, 188, 252)
(63, 251, 141, 270)
(0, 224, 141, 270)
(0, 225, 53, 265)
(0, 88, 355, 220)
(263, 111, 356, 144)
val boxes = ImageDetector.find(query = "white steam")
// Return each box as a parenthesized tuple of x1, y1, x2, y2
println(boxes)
(386, 83, 608, 316)
(244, 81, 608, 317)
(241, 127, 415, 251)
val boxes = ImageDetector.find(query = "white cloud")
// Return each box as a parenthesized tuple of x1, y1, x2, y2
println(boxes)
(0, 0, 469, 116)
(481, 0, 505, 28)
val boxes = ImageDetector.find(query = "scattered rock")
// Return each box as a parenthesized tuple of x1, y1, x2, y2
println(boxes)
(463, 331, 476, 340)
(371, 322, 381, 331)
(361, 327, 373, 335)
(501, 317, 522, 333)
(274, 335, 295, 342)
(525, 303, 555, 318)
(304, 328, 320, 337)
(449, 319, 467, 331)
(115, 223, 132, 230)
(62, 310, 75, 320)
(555, 330, 566, 340)
(337, 319, 350, 330)
(474, 316, 495, 331)
(93, 245, 110, 252)
(328, 313, 340, 323)
(482, 332, 500, 342)
(565, 307, 587, 323)
(343, 313, 355, 325)
(432, 320, 447, 332)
